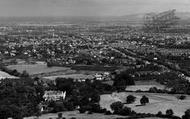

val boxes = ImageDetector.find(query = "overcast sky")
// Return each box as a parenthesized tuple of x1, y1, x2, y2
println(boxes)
(0, 0, 189, 17)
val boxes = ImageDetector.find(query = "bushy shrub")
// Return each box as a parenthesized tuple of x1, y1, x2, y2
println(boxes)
(118, 107, 132, 116)
(79, 107, 86, 113)
(166, 109, 174, 116)
(126, 95, 136, 104)
(88, 111, 93, 114)
(110, 101, 124, 113)
(177, 95, 186, 100)
(70, 117, 76, 119)
(63, 101, 75, 111)
(140, 96, 149, 105)
(57, 113, 63, 118)
(105, 111, 112, 115)
(89, 103, 102, 113)
(156, 111, 163, 117)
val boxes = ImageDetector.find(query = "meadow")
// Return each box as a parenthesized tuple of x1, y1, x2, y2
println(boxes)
(7, 63, 72, 75)
(125, 80, 166, 91)
(100, 92, 190, 117)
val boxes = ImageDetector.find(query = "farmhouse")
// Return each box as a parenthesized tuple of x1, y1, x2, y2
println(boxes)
(43, 90, 66, 101)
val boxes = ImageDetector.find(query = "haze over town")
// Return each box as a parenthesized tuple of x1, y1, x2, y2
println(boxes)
(0, 0, 189, 17)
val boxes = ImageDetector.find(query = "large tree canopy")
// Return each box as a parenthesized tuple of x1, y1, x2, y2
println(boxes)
(0, 77, 44, 119)
(113, 71, 135, 91)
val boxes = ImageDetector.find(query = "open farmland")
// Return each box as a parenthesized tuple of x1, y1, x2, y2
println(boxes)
(100, 92, 190, 117)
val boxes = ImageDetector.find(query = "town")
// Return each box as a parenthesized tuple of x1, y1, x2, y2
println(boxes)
(0, 4, 190, 119)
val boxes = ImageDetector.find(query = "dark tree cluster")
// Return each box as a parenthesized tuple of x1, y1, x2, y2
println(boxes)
(113, 71, 135, 91)
(140, 95, 149, 105)
(53, 78, 114, 113)
(110, 101, 133, 116)
(0, 77, 44, 119)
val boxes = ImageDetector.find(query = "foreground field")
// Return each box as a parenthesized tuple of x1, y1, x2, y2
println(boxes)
(25, 111, 166, 119)
(24, 111, 126, 119)
(100, 92, 190, 117)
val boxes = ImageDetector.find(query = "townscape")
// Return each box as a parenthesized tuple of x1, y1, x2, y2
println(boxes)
(1, 1, 190, 119)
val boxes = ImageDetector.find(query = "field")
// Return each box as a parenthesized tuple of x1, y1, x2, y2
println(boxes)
(7, 63, 73, 75)
(44, 74, 94, 80)
(24, 111, 166, 119)
(0, 71, 18, 79)
(24, 111, 126, 119)
(125, 80, 166, 91)
(100, 92, 190, 117)
(7, 63, 103, 80)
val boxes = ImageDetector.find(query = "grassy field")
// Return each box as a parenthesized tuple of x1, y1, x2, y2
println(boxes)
(24, 111, 126, 119)
(44, 74, 94, 80)
(7, 63, 72, 75)
(100, 92, 190, 117)
(125, 80, 166, 91)
(7, 63, 108, 81)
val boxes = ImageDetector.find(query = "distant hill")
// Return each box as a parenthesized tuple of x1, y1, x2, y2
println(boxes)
(117, 12, 190, 21)
(111, 12, 190, 25)
(176, 12, 190, 20)
(0, 12, 189, 25)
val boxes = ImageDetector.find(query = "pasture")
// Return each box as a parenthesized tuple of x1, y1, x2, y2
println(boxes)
(7, 63, 103, 80)
(125, 80, 166, 91)
(7, 63, 74, 75)
(100, 92, 190, 117)
(24, 111, 126, 119)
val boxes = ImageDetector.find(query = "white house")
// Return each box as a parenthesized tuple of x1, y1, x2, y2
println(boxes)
(43, 91, 66, 101)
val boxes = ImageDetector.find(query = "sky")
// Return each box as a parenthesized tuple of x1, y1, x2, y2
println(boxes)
(0, 0, 189, 17)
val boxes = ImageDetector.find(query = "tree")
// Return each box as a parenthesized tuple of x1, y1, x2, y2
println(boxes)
(126, 95, 136, 104)
(149, 87, 158, 93)
(177, 95, 186, 100)
(57, 113, 63, 119)
(0, 78, 44, 119)
(110, 101, 124, 114)
(113, 71, 135, 91)
(21, 70, 29, 77)
(182, 109, 190, 119)
(156, 111, 163, 116)
(166, 109, 174, 116)
(55, 78, 75, 95)
(140, 95, 149, 105)
(119, 106, 132, 116)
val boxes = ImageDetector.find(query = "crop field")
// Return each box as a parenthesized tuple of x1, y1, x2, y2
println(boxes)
(100, 92, 190, 117)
